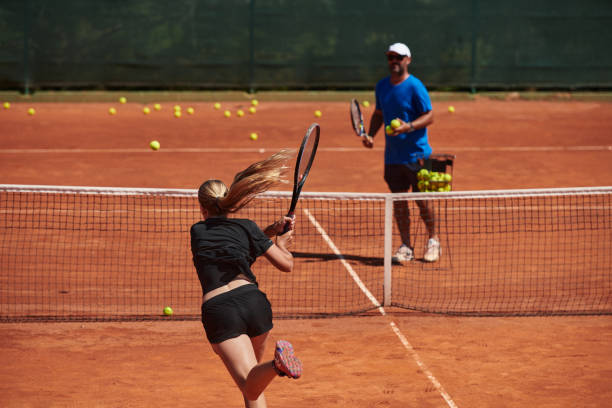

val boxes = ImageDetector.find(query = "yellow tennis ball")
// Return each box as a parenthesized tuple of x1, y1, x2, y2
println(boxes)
(448, 105, 455, 113)
(150, 140, 160, 151)
(108, 107, 117, 115)
(362, 100, 370, 108)
(248, 107, 256, 114)
(174, 110, 182, 118)
(390, 118, 401, 129)
(314, 110, 322, 118)
(173, 105, 181, 111)
(143, 107, 151, 115)
(163, 306, 173, 316)
(213, 102, 221, 110)
(3, 102, 10, 109)
(417, 169, 430, 181)
(250, 132, 258, 141)
(236, 109, 245, 117)
(251, 99, 259, 106)
(27, 108, 35, 116)
(119, 96, 127, 104)
(154, 103, 162, 111)
(187, 107, 195, 115)
(385, 125, 394, 135)
(224, 110, 231, 118)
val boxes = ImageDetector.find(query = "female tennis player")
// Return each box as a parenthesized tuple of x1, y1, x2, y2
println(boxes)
(190, 150, 302, 408)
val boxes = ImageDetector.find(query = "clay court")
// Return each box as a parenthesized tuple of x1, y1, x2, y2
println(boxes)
(1, 94, 611, 407)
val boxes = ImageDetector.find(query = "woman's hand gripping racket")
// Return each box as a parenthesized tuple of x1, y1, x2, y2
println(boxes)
(281, 123, 320, 234)
(350, 98, 373, 149)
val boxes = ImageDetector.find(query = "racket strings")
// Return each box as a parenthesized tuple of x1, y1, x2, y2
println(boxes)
(350, 100, 364, 135)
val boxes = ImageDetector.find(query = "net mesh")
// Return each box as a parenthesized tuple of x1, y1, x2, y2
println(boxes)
(0, 185, 610, 321)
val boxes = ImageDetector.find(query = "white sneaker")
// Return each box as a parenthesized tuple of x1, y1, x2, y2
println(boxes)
(423, 238, 441, 262)
(393, 244, 414, 262)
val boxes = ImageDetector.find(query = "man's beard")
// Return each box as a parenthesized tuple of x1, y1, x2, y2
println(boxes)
(390, 63, 405, 75)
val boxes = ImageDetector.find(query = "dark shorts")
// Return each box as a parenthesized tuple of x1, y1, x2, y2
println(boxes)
(201, 284, 273, 344)
(384, 162, 424, 193)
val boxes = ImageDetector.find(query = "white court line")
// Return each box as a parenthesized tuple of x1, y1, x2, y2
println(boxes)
(303, 208, 458, 408)
(0, 145, 610, 154)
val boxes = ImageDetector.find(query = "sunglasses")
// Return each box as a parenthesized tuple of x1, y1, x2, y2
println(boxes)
(387, 54, 405, 62)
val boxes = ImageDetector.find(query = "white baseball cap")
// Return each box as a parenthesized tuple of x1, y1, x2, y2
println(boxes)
(386, 42, 411, 57)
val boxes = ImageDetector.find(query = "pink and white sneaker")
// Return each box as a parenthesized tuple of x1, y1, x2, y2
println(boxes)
(273, 340, 302, 379)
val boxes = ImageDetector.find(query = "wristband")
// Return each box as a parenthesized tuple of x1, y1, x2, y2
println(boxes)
(408, 122, 415, 131)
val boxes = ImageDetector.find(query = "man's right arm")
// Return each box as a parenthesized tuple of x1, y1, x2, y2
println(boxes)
(363, 109, 384, 148)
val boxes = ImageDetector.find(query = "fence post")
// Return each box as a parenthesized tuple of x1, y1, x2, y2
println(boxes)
(470, 0, 479, 94)
(248, 0, 255, 93)
(22, 0, 31, 95)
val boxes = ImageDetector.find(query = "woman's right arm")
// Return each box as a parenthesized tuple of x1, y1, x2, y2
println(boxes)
(263, 230, 294, 272)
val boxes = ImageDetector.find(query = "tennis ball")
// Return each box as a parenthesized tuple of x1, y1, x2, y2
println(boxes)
(385, 125, 394, 135)
(314, 110, 322, 118)
(417, 169, 430, 181)
(173, 105, 181, 111)
(150, 140, 160, 151)
(249, 107, 256, 114)
(390, 118, 401, 129)
(143, 107, 151, 115)
(187, 107, 195, 115)
(174, 110, 182, 118)
(108, 107, 117, 115)
(236, 109, 244, 117)
(250, 132, 258, 141)
(119, 96, 127, 104)
(154, 103, 162, 111)
(448, 105, 455, 113)
(224, 110, 231, 118)
(251, 99, 259, 106)
(3, 102, 10, 109)
(27, 108, 35, 116)
(213, 102, 221, 110)
(163, 306, 173, 316)
(362, 100, 370, 108)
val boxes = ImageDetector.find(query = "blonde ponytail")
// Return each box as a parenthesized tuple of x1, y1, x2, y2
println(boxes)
(198, 150, 291, 215)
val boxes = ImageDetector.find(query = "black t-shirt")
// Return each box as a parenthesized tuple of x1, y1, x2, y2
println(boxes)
(190, 217, 273, 295)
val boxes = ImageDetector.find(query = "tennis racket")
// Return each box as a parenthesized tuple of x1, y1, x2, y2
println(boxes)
(350, 98, 373, 148)
(282, 123, 320, 233)
(350, 98, 365, 138)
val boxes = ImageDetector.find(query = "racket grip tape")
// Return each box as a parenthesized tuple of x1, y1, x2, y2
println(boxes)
(280, 213, 295, 235)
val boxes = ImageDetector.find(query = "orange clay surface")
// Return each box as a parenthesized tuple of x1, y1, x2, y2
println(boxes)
(1, 98, 611, 407)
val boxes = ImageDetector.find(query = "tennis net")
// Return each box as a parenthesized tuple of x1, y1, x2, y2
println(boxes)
(1, 184, 610, 321)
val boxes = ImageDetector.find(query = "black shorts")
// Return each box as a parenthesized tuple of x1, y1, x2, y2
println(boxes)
(201, 284, 273, 344)
(384, 162, 424, 193)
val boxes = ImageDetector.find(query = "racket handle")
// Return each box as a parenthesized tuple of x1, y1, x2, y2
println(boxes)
(280, 213, 295, 235)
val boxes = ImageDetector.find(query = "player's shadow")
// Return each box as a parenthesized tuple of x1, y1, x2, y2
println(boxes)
(293, 251, 397, 266)
(292, 251, 383, 266)
(293, 251, 438, 266)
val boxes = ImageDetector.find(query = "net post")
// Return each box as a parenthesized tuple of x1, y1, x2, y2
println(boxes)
(383, 194, 393, 307)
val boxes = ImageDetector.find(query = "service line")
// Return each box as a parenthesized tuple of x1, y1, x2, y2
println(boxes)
(1, 145, 611, 154)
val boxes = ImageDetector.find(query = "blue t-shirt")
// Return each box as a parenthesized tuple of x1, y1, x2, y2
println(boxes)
(375, 75, 433, 164)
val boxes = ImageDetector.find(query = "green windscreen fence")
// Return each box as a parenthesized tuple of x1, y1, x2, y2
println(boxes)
(1, 0, 611, 92)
